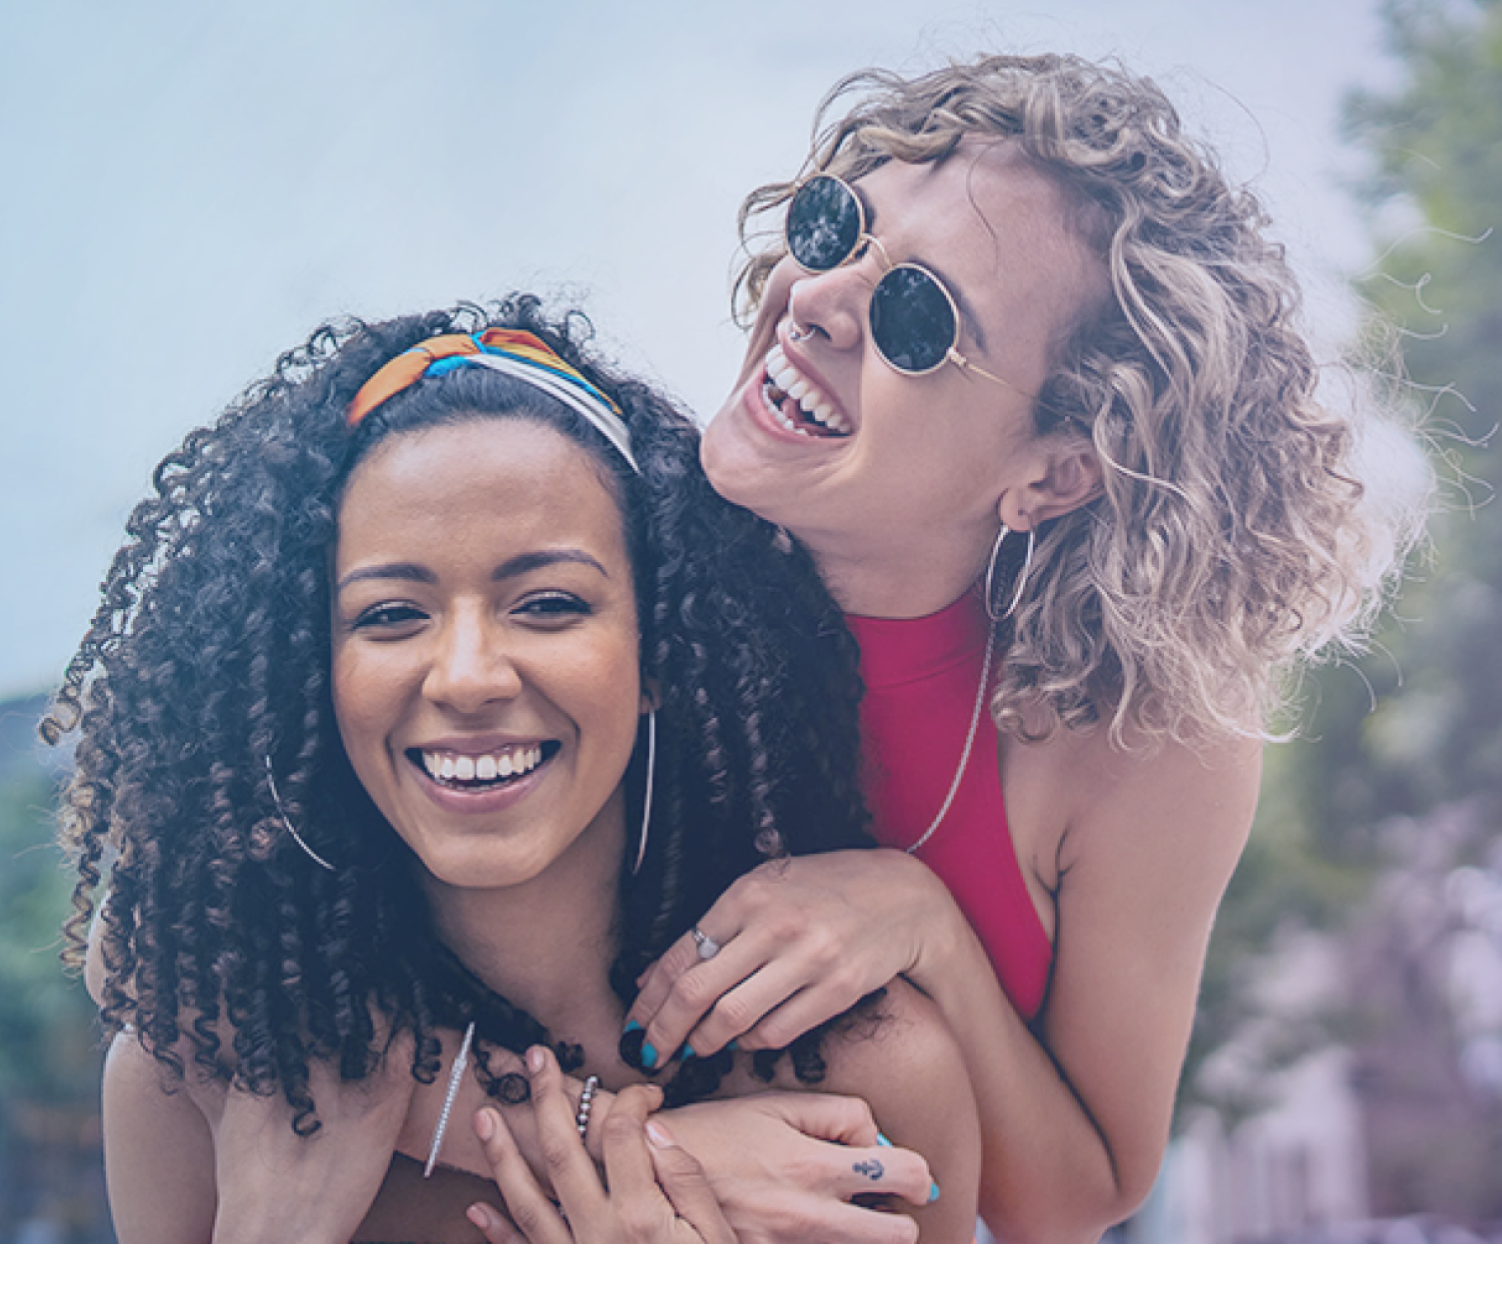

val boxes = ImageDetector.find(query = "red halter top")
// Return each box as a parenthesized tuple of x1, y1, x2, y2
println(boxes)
(848, 590, 1054, 1020)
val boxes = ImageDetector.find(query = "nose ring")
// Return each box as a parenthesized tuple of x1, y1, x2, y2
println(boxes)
(787, 322, 813, 344)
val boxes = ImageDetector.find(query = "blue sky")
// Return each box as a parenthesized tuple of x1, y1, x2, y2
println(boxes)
(0, 0, 1397, 700)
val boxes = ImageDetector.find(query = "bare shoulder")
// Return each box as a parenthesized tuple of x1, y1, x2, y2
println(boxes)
(1060, 723, 1262, 885)
(102, 1029, 220, 1241)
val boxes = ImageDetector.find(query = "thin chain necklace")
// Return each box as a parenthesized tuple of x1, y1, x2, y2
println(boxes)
(905, 622, 996, 854)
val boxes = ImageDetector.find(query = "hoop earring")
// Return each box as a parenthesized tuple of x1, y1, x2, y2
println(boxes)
(632, 710, 656, 876)
(985, 526, 1036, 623)
(264, 755, 336, 871)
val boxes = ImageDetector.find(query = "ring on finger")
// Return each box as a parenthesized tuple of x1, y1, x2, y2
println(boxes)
(691, 925, 722, 961)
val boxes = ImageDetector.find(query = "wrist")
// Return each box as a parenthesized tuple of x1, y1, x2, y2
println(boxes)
(891, 852, 978, 994)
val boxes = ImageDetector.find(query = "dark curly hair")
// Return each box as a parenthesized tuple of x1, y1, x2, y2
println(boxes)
(44, 295, 874, 1131)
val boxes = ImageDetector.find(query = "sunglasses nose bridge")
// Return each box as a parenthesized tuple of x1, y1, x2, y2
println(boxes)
(859, 233, 894, 275)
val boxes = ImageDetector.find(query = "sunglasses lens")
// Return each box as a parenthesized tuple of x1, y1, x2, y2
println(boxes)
(870, 265, 956, 373)
(787, 175, 863, 272)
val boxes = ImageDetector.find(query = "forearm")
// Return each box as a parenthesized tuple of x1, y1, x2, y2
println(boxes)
(908, 909, 1138, 1242)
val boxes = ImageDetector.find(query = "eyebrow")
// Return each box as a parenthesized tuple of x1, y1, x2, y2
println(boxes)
(856, 183, 993, 356)
(335, 548, 610, 592)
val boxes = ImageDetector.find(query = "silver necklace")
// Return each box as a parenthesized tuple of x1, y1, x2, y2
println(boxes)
(423, 1021, 475, 1178)
(905, 623, 996, 854)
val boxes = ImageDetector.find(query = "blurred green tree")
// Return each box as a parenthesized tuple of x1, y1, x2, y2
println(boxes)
(0, 699, 109, 1240)
(1184, 0, 1502, 1227)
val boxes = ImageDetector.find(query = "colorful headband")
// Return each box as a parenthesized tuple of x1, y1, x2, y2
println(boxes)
(346, 328, 639, 472)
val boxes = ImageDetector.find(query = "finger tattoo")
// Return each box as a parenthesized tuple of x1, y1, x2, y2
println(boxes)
(852, 1158, 886, 1181)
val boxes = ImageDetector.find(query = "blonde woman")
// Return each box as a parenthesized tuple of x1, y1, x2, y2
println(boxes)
(627, 53, 1426, 1241)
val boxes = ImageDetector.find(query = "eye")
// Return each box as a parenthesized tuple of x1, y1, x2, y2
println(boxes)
(514, 591, 592, 623)
(349, 602, 428, 633)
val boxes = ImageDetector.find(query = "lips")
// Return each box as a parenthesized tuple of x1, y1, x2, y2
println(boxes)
(759, 343, 851, 438)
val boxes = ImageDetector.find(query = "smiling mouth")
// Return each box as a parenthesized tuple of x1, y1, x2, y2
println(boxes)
(410, 742, 558, 791)
(760, 343, 851, 438)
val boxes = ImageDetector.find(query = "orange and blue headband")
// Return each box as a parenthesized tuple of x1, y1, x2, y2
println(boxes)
(346, 327, 639, 472)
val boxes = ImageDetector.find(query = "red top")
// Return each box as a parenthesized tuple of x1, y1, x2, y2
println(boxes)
(848, 591, 1054, 1020)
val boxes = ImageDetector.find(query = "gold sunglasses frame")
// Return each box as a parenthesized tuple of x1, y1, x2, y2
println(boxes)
(785, 173, 1025, 394)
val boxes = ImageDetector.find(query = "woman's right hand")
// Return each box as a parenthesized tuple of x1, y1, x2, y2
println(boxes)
(467, 1047, 735, 1244)
(654, 1090, 935, 1243)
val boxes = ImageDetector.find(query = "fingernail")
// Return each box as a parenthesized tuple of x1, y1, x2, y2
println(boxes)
(474, 1109, 494, 1142)
(467, 1204, 490, 1232)
(645, 1120, 674, 1149)
(929, 1182, 941, 1203)
(681, 1044, 697, 1060)
(527, 1046, 546, 1074)
(726, 1039, 739, 1053)
(622, 1019, 643, 1035)
(640, 1040, 659, 1069)
(876, 1132, 893, 1147)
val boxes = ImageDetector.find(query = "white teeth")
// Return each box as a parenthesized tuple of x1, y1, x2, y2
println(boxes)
(763, 343, 848, 434)
(421, 745, 543, 786)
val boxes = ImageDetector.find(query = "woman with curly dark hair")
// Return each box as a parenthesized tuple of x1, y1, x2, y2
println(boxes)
(49, 296, 977, 1242)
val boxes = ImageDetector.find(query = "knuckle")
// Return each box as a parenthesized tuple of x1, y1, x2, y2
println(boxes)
(539, 1133, 574, 1177)
(601, 1109, 640, 1152)
(660, 944, 697, 980)
(620, 1202, 659, 1239)
(507, 1198, 552, 1236)
(671, 972, 718, 1016)
(712, 992, 762, 1036)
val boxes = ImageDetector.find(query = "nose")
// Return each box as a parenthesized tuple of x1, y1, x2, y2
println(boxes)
(421, 608, 522, 713)
(784, 255, 875, 355)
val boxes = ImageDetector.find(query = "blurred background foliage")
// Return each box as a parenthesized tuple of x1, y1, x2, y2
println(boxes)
(1186, 0, 1502, 1230)
(2, 0, 1500, 1243)
(0, 700, 108, 1241)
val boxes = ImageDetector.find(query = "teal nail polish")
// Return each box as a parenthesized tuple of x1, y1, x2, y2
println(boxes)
(928, 1182, 941, 1203)
(681, 1044, 697, 1060)
(876, 1133, 893, 1147)
(641, 1040, 659, 1069)
(622, 1019, 643, 1035)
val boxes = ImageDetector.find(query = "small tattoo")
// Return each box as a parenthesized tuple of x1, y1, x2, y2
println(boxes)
(853, 1158, 885, 1181)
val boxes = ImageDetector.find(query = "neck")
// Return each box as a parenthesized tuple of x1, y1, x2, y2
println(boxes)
(420, 794, 627, 1045)
(802, 524, 992, 619)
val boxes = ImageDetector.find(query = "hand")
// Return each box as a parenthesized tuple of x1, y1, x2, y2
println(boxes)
(627, 848, 947, 1064)
(206, 1031, 417, 1243)
(466, 1048, 735, 1244)
(655, 1090, 935, 1243)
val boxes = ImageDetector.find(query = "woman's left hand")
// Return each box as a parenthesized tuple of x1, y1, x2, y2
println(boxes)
(466, 1047, 735, 1244)
(625, 848, 951, 1067)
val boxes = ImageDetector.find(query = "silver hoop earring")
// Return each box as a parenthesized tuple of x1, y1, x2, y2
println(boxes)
(985, 526, 1036, 623)
(264, 755, 336, 871)
(632, 710, 656, 876)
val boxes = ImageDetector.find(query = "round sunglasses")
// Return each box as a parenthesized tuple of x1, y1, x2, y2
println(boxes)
(785, 172, 1023, 393)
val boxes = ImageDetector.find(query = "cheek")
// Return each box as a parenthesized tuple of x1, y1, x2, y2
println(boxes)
(575, 633, 645, 754)
(330, 648, 391, 776)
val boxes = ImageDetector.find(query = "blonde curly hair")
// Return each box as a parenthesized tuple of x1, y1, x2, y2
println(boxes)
(735, 53, 1427, 748)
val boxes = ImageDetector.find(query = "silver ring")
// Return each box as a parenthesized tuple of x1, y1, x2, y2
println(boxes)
(691, 926, 722, 960)
(787, 322, 813, 344)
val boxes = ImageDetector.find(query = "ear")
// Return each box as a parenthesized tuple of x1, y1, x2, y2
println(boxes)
(639, 677, 662, 715)
(998, 430, 1103, 531)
